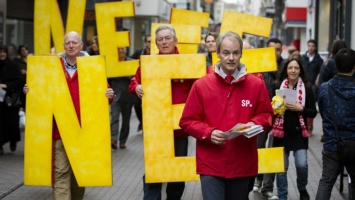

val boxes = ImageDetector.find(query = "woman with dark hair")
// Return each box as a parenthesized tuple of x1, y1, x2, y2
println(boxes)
(205, 32, 218, 68)
(318, 40, 348, 86)
(0, 45, 24, 155)
(270, 58, 317, 200)
(88, 36, 99, 55)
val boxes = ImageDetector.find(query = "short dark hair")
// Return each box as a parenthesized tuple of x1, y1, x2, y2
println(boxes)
(18, 44, 28, 54)
(144, 34, 151, 42)
(330, 40, 347, 58)
(307, 39, 317, 48)
(266, 38, 282, 47)
(205, 32, 218, 43)
(334, 48, 355, 73)
(277, 58, 309, 86)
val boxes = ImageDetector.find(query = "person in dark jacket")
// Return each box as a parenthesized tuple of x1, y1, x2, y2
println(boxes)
(129, 34, 151, 132)
(301, 39, 323, 135)
(317, 40, 348, 142)
(109, 47, 136, 149)
(270, 58, 317, 200)
(0, 45, 24, 155)
(318, 40, 348, 85)
(205, 32, 218, 68)
(253, 38, 284, 200)
(315, 48, 355, 200)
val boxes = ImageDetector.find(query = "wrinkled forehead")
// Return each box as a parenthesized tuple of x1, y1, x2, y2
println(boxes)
(64, 33, 81, 42)
(156, 29, 173, 38)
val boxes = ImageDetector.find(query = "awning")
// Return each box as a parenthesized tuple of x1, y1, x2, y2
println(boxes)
(285, 20, 307, 28)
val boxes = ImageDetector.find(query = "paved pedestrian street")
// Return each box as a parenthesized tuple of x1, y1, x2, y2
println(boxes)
(0, 111, 350, 200)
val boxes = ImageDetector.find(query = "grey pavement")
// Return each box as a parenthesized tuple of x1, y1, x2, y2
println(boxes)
(0, 111, 350, 200)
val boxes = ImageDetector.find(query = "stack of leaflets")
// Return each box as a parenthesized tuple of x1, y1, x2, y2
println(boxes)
(223, 123, 264, 139)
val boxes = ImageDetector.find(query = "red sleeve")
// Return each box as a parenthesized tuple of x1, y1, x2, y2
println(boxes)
(179, 81, 215, 142)
(128, 66, 141, 96)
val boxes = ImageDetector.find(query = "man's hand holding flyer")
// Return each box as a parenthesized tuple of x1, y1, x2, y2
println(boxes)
(223, 123, 263, 139)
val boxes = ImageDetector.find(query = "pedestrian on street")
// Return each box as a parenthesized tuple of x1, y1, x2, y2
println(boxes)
(179, 31, 273, 200)
(129, 25, 194, 200)
(301, 39, 323, 135)
(0, 45, 24, 155)
(130, 34, 151, 133)
(253, 38, 285, 200)
(109, 47, 136, 149)
(23, 31, 114, 200)
(205, 32, 218, 68)
(316, 48, 355, 200)
(270, 58, 317, 200)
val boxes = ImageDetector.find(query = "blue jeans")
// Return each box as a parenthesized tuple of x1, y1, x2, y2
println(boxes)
(143, 137, 188, 200)
(200, 175, 249, 200)
(276, 149, 308, 200)
(316, 149, 355, 200)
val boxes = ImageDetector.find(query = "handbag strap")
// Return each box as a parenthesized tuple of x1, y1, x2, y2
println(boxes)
(327, 85, 341, 141)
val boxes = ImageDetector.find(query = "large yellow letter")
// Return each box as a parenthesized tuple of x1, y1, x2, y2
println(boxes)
(211, 11, 277, 73)
(34, 0, 85, 55)
(24, 56, 112, 186)
(141, 54, 205, 182)
(95, 1, 138, 78)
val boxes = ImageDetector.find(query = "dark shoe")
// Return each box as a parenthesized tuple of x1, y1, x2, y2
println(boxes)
(262, 191, 278, 200)
(300, 190, 309, 200)
(10, 141, 17, 152)
(320, 135, 324, 142)
(111, 140, 117, 150)
(119, 143, 126, 149)
(252, 180, 261, 192)
(0, 146, 3, 155)
(137, 123, 142, 132)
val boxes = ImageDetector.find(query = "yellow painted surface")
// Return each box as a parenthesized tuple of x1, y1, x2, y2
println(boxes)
(211, 48, 277, 73)
(258, 147, 285, 173)
(24, 56, 112, 186)
(170, 8, 210, 28)
(150, 23, 201, 55)
(95, 1, 139, 77)
(34, 0, 85, 55)
(220, 11, 272, 37)
(140, 54, 206, 182)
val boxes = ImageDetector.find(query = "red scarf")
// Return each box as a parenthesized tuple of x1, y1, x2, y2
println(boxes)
(270, 77, 310, 138)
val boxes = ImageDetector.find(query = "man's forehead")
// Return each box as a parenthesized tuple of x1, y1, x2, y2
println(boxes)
(157, 29, 172, 36)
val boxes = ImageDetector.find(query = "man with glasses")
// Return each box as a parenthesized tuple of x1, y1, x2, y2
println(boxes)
(180, 31, 273, 200)
(129, 25, 194, 200)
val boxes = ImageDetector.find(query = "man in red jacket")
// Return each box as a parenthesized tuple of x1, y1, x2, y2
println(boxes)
(129, 25, 194, 200)
(180, 31, 273, 200)
(24, 31, 114, 200)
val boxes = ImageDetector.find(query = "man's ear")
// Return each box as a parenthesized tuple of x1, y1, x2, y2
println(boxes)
(216, 52, 220, 59)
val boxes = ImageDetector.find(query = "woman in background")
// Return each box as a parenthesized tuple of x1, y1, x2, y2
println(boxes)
(0, 45, 24, 155)
(270, 58, 317, 200)
(88, 36, 99, 56)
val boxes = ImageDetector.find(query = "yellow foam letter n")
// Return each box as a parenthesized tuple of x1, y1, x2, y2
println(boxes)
(141, 54, 205, 183)
(34, 0, 85, 55)
(24, 56, 112, 186)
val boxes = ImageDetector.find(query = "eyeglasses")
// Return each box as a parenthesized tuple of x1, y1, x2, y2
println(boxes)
(64, 41, 81, 47)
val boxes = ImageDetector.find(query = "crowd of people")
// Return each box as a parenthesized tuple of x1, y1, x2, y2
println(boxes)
(0, 24, 354, 200)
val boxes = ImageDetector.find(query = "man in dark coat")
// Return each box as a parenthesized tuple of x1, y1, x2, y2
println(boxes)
(0, 45, 24, 155)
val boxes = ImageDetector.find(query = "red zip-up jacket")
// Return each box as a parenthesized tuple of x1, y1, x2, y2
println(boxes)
(180, 63, 273, 178)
